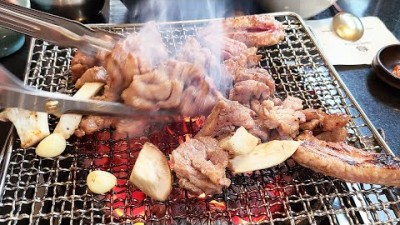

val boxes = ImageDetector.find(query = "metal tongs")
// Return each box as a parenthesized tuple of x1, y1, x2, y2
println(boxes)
(0, 1, 122, 55)
(0, 66, 172, 118)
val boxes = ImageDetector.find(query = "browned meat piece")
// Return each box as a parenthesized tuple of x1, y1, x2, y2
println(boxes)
(294, 131, 400, 187)
(199, 15, 284, 49)
(71, 50, 97, 82)
(299, 109, 350, 142)
(171, 137, 230, 195)
(198, 23, 262, 67)
(228, 67, 275, 94)
(300, 109, 350, 131)
(121, 69, 178, 111)
(223, 48, 261, 70)
(196, 100, 256, 137)
(223, 14, 285, 47)
(316, 127, 348, 142)
(299, 119, 320, 131)
(122, 60, 222, 116)
(75, 116, 150, 139)
(321, 114, 351, 131)
(253, 97, 306, 139)
(176, 37, 218, 68)
(103, 22, 168, 101)
(175, 38, 233, 94)
(113, 118, 151, 140)
(75, 66, 108, 89)
(229, 80, 272, 106)
(198, 26, 248, 60)
(75, 116, 115, 137)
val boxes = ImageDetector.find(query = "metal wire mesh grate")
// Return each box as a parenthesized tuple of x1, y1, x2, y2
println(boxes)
(0, 13, 399, 225)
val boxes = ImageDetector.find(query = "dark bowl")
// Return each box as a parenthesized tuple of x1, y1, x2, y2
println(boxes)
(31, 0, 105, 21)
(372, 44, 400, 89)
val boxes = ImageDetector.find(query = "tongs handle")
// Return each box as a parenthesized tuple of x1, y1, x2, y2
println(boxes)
(0, 1, 118, 55)
(0, 1, 114, 39)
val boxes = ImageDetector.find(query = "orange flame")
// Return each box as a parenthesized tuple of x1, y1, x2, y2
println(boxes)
(209, 200, 226, 210)
(198, 193, 206, 199)
(114, 208, 124, 217)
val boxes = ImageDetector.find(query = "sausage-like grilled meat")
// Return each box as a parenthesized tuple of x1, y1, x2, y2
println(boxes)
(223, 14, 285, 47)
(294, 132, 400, 187)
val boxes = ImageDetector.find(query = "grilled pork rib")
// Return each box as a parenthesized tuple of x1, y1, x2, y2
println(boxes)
(294, 132, 400, 187)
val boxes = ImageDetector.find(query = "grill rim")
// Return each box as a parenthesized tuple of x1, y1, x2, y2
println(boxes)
(0, 12, 397, 225)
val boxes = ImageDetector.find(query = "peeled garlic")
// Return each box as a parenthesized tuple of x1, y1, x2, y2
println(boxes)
(35, 133, 66, 157)
(87, 170, 117, 194)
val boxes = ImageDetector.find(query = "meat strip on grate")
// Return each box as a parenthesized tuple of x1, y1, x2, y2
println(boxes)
(223, 14, 285, 47)
(294, 131, 400, 187)
(199, 14, 284, 48)
(171, 137, 230, 195)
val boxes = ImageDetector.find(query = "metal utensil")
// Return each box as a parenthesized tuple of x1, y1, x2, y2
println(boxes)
(332, 3, 364, 41)
(30, 0, 105, 21)
(0, 1, 122, 55)
(0, 65, 172, 118)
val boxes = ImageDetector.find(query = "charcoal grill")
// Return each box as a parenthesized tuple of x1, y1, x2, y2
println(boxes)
(0, 12, 399, 225)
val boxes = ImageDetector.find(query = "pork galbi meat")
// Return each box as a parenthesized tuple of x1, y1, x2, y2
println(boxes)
(175, 38, 233, 94)
(74, 115, 150, 139)
(71, 50, 98, 83)
(300, 109, 350, 142)
(252, 96, 306, 139)
(75, 67, 108, 89)
(229, 80, 273, 106)
(196, 100, 256, 138)
(103, 22, 168, 101)
(122, 60, 222, 116)
(223, 14, 285, 47)
(294, 132, 400, 187)
(171, 137, 230, 195)
(230, 67, 276, 93)
(199, 14, 284, 48)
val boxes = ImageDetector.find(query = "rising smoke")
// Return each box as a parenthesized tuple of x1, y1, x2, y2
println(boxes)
(127, 0, 235, 22)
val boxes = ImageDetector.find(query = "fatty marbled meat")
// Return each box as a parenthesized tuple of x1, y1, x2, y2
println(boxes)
(300, 109, 350, 142)
(199, 14, 285, 48)
(121, 60, 222, 117)
(294, 131, 400, 187)
(171, 136, 231, 195)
